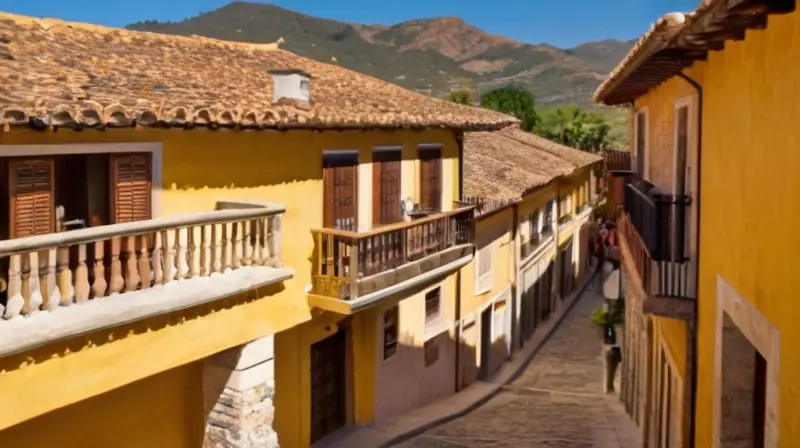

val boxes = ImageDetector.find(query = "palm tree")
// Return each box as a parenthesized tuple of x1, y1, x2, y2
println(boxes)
(534, 106, 611, 153)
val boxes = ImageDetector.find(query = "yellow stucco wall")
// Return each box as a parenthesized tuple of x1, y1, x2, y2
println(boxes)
(372, 274, 459, 422)
(629, 9, 800, 445)
(630, 68, 705, 394)
(0, 126, 461, 446)
(0, 363, 205, 447)
(693, 10, 800, 446)
(461, 207, 514, 316)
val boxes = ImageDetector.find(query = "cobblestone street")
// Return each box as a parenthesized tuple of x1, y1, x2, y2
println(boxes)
(395, 280, 641, 448)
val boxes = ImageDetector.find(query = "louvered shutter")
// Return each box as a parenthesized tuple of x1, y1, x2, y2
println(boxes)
(111, 154, 152, 223)
(322, 152, 359, 231)
(372, 149, 402, 226)
(9, 158, 54, 237)
(419, 148, 442, 211)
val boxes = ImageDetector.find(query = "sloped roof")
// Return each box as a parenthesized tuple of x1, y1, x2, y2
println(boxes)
(594, 0, 794, 105)
(0, 12, 518, 131)
(463, 127, 602, 201)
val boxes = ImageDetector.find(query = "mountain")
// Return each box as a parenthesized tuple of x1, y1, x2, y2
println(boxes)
(127, 1, 633, 106)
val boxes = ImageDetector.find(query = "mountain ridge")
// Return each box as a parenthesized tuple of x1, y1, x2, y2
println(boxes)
(127, 1, 633, 105)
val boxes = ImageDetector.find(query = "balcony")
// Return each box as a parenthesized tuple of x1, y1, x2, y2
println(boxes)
(618, 176, 695, 320)
(0, 201, 291, 357)
(309, 203, 476, 313)
(603, 149, 633, 172)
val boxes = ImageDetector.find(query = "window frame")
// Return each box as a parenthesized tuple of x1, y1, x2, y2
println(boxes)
(634, 107, 650, 179)
(383, 305, 399, 360)
(474, 241, 493, 295)
(418, 145, 443, 212)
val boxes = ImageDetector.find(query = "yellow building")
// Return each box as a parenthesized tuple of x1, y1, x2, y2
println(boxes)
(0, 12, 518, 448)
(457, 127, 602, 388)
(595, 1, 796, 446)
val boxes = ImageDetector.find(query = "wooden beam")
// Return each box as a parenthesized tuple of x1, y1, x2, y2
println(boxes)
(643, 296, 696, 321)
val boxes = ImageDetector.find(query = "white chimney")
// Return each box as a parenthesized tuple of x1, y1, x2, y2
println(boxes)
(269, 69, 311, 103)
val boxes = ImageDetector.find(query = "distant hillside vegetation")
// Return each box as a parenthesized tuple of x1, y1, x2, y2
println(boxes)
(127, 1, 634, 106)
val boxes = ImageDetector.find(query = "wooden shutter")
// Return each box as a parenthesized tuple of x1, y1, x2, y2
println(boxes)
(111, 153, 152, 223)
(9, 158, 54, 237)
(323, 152, 359, 231)
(372, 149, 402, 226)
(419, 147, 442, 211)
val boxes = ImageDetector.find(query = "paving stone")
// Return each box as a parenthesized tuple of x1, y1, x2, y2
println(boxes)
(396, 282, 641, 448)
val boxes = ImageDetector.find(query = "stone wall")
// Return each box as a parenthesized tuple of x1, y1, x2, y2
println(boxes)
(203, 336, 279, 448)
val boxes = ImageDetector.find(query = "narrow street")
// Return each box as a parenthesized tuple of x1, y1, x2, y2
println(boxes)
(395, 280, 641, 448)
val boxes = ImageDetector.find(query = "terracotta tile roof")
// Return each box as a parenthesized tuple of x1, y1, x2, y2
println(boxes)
(463, 127, 602, 202)
(595, 0, 792, 105)
(0, 12, 518, 131)
(592, 12, 690, 105)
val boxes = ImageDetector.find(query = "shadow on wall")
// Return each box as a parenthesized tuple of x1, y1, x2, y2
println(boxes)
(0, 281, 286, 380)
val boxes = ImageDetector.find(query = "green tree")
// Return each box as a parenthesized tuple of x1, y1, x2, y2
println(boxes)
(534, 105, 612, 153)
(480, 86, 538, 131)
(448, 90, 471, 105)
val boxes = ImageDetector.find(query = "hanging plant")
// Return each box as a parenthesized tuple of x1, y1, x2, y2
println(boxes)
(590, 305, 624, 327)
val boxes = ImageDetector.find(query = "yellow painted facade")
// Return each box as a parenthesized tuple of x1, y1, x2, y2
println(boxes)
(694, 10, 800, 446)
(0, 126, 464, 447)
(457, 168, 597, 389)
(619, 7, 800, 446)
(630, 68, 701, 435)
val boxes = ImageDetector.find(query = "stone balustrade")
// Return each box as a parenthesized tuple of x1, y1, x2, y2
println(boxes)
(0, 201, 284, 320)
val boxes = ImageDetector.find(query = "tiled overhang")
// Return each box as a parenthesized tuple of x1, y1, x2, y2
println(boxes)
(597, 0, 795, 105)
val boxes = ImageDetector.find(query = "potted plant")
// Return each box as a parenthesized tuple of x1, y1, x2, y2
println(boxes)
(592, 303, 625, 393)
(591, 304, 624, 342)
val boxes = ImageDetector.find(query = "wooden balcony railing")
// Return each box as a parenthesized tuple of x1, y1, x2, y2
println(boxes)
(520, 234, 542, 261)
(603, 149, 633, 172)
(0, 202, 284, 319)
(621, 176, 694, 300)
(311, 204, 476, 301)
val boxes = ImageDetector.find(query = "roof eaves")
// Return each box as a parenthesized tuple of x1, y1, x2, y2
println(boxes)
(593, 12, 689, 105)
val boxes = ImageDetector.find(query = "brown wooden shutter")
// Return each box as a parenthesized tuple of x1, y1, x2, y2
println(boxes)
(419, 147, 442, 211)
(372, 149, 402, 226)
(323, 152, 359, 231)
(9, 158, 54, 237)
(111, 153, 152, 223)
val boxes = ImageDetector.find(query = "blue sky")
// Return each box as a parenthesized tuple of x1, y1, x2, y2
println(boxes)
(0, 0, 699, 48)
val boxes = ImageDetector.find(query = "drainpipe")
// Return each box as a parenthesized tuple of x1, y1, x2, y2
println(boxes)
(454, 130, 464, 392)
(675, 71, 702, 448)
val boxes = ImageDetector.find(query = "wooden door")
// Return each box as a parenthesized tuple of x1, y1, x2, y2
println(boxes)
(310, 330, 347, 443)
(9, 158, 54, 238)
(372, 149, 402, 226)
(419, 147, 442, 211)
(323, 152, 359, 231)
(110, 153, 152, 223)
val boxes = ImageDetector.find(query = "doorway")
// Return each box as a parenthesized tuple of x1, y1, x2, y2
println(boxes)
(719, 312, 767, 447)
(310, 330, 347, 444)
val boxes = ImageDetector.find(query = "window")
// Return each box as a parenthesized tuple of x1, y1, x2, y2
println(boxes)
(559, 195, 571, 219)
(323, 151, 359, 231)
(383, 306, 398, 360)
(493, 298, 507, 340)
(419, 146, 442, 211)
(529, 209, 542, 240)
(111, 153, 152, 223)
(9, 158, 54, 237)
(475, 243, 493, 294)
(636, 110, 647, 176)
(675, 105, 689, 197)
(543, 200, 554, 234)
(424, 339, 439, 367)
(424, 287, 441, 324)
(372, 148, 402, 225)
